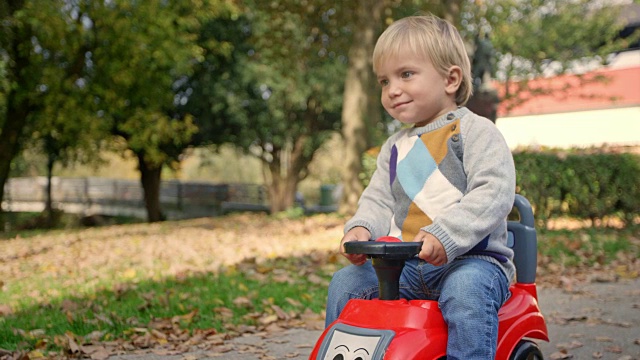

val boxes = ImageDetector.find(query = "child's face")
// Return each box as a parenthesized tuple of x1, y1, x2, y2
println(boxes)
(376, 52, 459, 127)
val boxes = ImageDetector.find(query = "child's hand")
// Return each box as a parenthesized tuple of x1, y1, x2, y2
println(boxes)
(414, 231, 447, 266)
(340, 227, 371, 266)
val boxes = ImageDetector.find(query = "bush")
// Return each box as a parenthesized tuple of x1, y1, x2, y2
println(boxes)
(362, 147, 640, 228)
(514, 149, 640, 227)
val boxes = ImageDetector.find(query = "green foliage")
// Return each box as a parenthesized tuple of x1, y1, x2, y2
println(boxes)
(0, 0, 240, 221)
(187, 0, 353, 211)
(233, 0, 348, 151)
(85, 0, 234, 167)
(514, 149, 640, 227)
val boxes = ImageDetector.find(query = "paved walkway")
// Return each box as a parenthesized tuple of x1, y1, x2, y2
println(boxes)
(109, 278, 640, 360)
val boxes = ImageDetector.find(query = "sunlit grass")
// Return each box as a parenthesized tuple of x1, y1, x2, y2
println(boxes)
(0, 212, 345, 353)
(0, 254, 337, 352)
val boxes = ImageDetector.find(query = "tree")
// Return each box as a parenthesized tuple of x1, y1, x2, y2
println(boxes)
(1, 0, 238, 223)
(0, 0, 93, 223)
(24, 1, 102, 226)
(192, 0, 349, 213)
(0, 0, 43, 220)
(82, 0, 236, 222)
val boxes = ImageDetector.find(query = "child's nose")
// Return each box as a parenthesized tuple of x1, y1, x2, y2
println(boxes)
(387, 81, 402, 97)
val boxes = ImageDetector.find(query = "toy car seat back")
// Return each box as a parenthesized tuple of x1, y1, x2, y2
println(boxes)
(508, 194, 537, 284)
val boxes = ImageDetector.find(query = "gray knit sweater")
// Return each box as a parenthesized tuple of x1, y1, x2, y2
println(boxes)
(345, 107, 516, 281)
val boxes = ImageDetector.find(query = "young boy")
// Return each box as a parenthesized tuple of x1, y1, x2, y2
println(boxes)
(326, 14, 516, 359)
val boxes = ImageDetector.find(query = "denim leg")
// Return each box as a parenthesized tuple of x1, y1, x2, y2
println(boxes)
(437, 258, 510, 360)
(325, 260, 379, 327)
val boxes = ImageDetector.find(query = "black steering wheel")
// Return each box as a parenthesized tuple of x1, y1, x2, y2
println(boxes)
(344, 240, 422, 260)
(343, 238, 423, 300)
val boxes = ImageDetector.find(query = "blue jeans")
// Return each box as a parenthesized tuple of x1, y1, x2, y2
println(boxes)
(325, 257, 510, 360)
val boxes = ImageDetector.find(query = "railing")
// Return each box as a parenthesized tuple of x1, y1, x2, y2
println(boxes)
(1, 177, 269, 219)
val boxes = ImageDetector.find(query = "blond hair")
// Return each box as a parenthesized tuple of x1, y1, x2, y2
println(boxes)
(372, 14, 473, 105)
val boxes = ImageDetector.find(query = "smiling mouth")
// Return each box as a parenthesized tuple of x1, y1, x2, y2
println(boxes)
(393, 101, 411, 109)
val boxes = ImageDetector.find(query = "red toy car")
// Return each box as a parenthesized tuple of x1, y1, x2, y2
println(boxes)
(310, 195, 548, 360)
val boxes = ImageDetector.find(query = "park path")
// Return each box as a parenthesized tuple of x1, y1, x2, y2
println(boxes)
(107, 278, 640, 360)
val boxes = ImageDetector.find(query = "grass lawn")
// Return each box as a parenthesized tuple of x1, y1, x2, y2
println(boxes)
(0, 212, 638, 357)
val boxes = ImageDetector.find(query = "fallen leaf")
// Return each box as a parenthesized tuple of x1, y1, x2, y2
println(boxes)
(550, 350, 573, 359)
(259, 314, 278, 325)
(285, 297, 302, 307)
(0, 304, 13, 316)
(604, 345, 622, 353)
(65, 332, 81, 354)
(182, 355, 201, 360)
(27, 350, 45, 359)
(556, 340, 583, 350)
(595, 336, 613, 342)
(271, 304, 289, 320)
(233, 296, 253, 308)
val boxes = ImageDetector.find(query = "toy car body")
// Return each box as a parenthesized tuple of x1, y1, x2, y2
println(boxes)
(310, 195, 549, 360)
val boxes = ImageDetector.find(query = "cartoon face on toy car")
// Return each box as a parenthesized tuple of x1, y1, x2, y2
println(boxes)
(323, 330, 381, 360)
(318, 324, 395, 360)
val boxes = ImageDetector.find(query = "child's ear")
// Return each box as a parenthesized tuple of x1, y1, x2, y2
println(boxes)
(444, 66, 463, 95)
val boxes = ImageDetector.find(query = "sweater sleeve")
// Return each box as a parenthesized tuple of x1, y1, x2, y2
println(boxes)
(344, 134, 397, 239)
(422, 114, 516, 263)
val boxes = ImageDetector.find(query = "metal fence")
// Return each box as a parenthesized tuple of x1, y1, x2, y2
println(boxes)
(2, 177, 268, 219)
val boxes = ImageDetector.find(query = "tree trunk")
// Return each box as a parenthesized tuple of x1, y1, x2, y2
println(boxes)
(0, 2, 31, 217)
(264, 136, 310, 214)
(136, 152, 165, 222)
(266, 163, 298, 214)
(45, 151, 56, 228)
(0, 104, 27, 218)
(339, 0, 384, 215)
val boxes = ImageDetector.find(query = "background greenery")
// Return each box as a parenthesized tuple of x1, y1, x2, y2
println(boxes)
(2, 0, 636, 221)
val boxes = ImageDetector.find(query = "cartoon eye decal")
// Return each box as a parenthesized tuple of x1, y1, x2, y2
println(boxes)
(353, 347, 370, 360)
(330, 345, 349, 360)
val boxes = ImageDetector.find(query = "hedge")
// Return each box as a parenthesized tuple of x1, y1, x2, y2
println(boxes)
(514, 150, 640, 227)
(361, 148, 640, 228)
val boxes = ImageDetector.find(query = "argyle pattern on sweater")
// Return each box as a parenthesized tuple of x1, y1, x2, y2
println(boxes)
(387, 118, 466, 241)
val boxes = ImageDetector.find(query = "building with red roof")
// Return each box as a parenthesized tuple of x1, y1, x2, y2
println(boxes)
(494, 3, 639, 150)
(494, 50, 639, 149)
